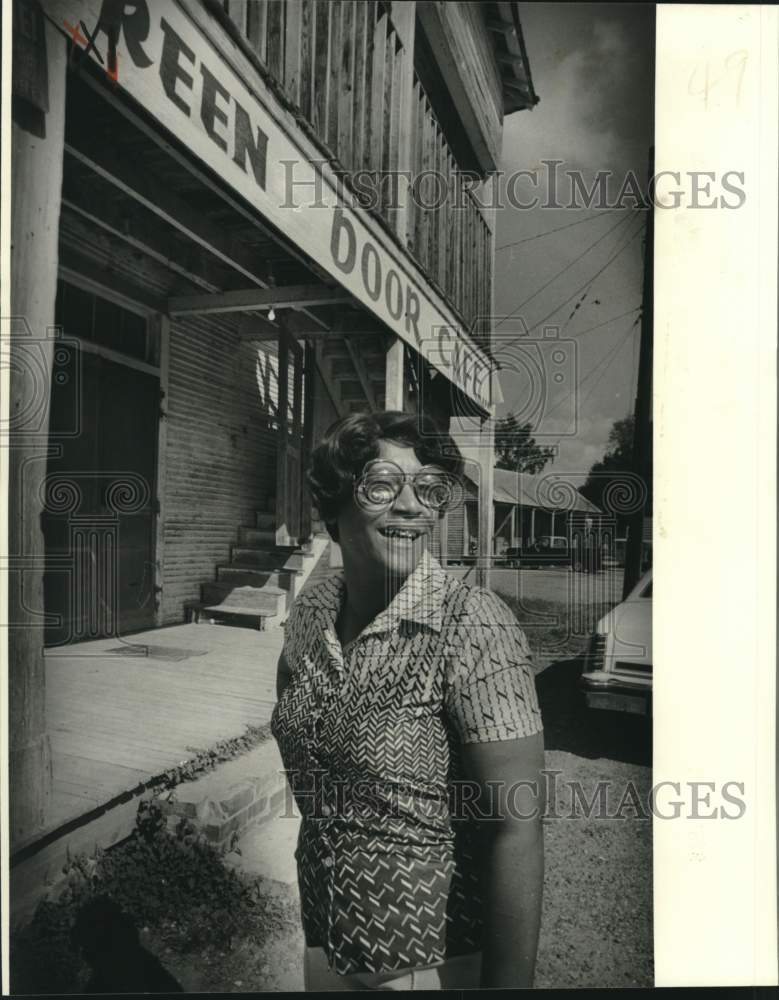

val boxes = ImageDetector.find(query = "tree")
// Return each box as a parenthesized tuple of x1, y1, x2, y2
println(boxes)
(580, 414, 652, 526)
(493, 412, 555, 474)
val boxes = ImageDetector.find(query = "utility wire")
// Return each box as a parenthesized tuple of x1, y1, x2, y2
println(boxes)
(567, 305, 642, 339)
(495, 207, 624, 251)
(496, 209, 636, 323)
(542, 316, 640, 448)
(576, 318, 640, 412)
(495, 214, 645, 356)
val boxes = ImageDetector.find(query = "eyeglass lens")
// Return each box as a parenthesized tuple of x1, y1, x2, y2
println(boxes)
(356, 461, 457, 511)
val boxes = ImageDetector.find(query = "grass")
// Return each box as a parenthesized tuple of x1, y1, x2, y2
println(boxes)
(502, 594, 616, 667)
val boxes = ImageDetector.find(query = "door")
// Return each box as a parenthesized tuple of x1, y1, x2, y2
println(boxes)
(44, 344, 159, 644)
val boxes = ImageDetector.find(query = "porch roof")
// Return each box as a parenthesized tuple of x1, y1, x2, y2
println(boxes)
(463, 463, 602, 513)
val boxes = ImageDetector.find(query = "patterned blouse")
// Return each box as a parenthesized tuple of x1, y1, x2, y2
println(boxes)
(270, 550, 543, 976)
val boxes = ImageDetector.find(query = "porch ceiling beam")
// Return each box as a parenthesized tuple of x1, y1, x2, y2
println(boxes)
(65, 139, 270, 288)
(61, 176, 226, 294)
(64, 136, 330, 331)
(237, 312, 325, 342)
(59, 247, 166, 313)
(74, 68, 336, 293)
(168, 285, 352, 317)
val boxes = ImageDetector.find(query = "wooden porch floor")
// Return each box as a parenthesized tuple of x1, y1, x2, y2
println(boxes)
(45, 623, 283, 831)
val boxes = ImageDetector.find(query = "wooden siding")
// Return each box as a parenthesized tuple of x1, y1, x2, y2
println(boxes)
(161, 316, 278, 624)
(416, 2, 504, 173)
(452, 3, 504, 139)
(221, 0, 491, 338)
(408, 73, 493, 340)
(224, 1, 405, 207)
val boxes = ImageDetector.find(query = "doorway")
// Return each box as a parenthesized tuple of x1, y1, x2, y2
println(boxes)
(43, 281, 160, 645)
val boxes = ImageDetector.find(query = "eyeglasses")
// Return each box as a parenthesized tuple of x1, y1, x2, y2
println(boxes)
(354, 460, 462, 512)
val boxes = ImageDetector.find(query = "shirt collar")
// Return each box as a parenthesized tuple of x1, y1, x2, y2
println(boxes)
(361, 549, 448, 637)
(310, 549, 450, 643)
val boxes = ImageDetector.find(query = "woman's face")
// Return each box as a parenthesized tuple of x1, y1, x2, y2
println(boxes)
(336, 440, 441, 584)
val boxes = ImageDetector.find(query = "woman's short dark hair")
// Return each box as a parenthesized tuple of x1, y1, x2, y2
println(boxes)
(308, 411, 464, 540)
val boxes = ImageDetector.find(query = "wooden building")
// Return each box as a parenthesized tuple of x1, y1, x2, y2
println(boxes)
(434, 465, 604, 563)
(9, 1, 537, 848)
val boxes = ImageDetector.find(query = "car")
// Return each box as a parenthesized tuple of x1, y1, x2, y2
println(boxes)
(503, 535, 585, 570)
(580, 569, 652, 715)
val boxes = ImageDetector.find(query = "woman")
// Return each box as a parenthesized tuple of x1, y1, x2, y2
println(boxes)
(271, 411, 545, 990)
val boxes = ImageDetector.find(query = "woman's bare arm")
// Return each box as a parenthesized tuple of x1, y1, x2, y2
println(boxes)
(461, 731, 545, 988)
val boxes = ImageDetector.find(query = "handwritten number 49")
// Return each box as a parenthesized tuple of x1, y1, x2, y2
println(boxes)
(688, 51, 748, 109)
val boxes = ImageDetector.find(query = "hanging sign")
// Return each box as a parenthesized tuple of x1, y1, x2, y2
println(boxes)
(46, 0, 496, 409)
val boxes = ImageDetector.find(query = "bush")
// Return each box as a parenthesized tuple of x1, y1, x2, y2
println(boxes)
(11, 800, 272, 994)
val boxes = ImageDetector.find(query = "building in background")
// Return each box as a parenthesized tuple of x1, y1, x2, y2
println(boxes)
(435, 465, 603, 565)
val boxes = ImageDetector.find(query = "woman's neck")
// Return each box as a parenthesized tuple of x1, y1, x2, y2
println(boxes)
(338, 559, 404, 639)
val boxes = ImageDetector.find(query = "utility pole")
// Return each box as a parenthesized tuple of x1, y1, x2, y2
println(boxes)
(623, 149, 654, 598)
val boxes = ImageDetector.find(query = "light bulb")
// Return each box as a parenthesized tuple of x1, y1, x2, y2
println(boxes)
(268, 307, 276, 322)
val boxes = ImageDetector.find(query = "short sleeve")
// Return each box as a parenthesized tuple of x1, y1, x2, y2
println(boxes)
(443, 586, 543, 744)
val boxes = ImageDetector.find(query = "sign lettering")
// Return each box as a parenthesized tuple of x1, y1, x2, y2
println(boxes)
(49, 0, 494, 408)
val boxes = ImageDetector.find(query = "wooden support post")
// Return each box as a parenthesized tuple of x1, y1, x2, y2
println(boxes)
(275, 331, 290, 546)
(8, 17, 67, 849)
(530, 508, 536, 545)
(550, 509, 556, 538)
(276, 322, 305, 546)
(512, 505, 519, 546)
(300, 341, 316, 543)
(385, 336, 405, 411)
(476, 415, 495, 589)
(153, 314, 170, 626)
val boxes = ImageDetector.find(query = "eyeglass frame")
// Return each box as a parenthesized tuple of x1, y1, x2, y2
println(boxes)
(352, 458, 461, 512)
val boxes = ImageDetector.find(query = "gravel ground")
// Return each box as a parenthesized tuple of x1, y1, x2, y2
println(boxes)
(534, 654, 653, 988)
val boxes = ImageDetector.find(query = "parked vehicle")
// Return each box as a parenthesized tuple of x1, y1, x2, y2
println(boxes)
(580, 570, 652, 715)
(501, 535, 589, 570)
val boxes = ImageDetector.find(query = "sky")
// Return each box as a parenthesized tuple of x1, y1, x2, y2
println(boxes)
(491, 3, 655, 479)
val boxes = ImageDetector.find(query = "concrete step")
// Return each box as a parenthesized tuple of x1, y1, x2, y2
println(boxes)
(206, 570, 293, 595)
(187, 583, 291, 628)
(241, 528, 277, 546)
(231, 546, 303, 568)
(217, 562, 304, 584)
(190, 605, 279, 629)
(202, 580, 289, 607)
(218, 551, 309, 575)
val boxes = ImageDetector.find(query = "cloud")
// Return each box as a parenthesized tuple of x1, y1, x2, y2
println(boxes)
(501, 15, 650, 187)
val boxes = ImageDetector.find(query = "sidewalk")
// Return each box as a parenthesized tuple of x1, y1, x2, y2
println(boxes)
(44, 622, 282, 829)
(12, 623, 283, 925)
